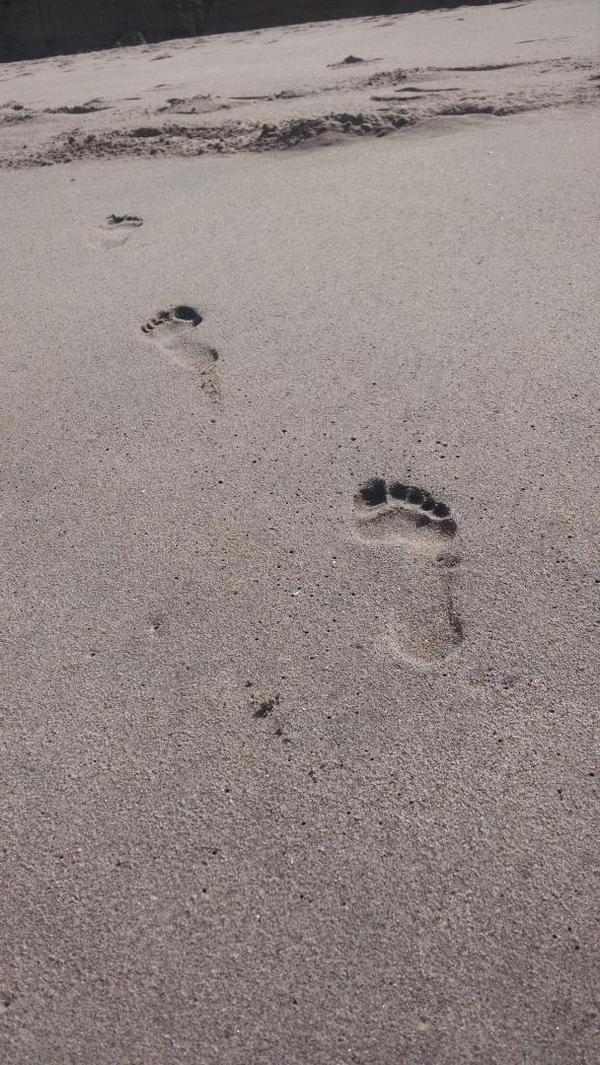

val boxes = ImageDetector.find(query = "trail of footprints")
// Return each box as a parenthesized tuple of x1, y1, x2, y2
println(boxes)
(354, 477, 464, 665)
(98, 205, 464, 665)
(96, 213, 221, 395)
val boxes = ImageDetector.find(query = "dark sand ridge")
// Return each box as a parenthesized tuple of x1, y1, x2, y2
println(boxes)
(0, 0, 598, 1062)
(2, 53, 598, 168)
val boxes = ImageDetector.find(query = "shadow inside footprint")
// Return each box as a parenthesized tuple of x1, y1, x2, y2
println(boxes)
(356, 478, 457, 541)
(142, 305, 203, 333)
(106, 213, 143, 228)
(170, 305, 202, 326)
(353, 477, 463, 665)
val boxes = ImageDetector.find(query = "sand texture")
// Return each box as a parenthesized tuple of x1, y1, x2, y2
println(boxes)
(0, 1, 599, 1062)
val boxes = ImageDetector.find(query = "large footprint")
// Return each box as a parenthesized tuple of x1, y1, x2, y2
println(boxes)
(353, 477, 464, 665)
(141, 305, 221, 398)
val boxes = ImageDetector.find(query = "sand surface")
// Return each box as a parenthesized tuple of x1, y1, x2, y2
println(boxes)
(1, 1, 599, 1062)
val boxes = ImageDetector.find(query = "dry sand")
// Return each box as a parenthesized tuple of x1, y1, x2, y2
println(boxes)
(0, 1, 599, 1062)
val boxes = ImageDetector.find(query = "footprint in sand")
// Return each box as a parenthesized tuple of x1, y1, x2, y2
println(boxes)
(99, 213, 143, 247)
(141, 305, 221, 397)
(353, 477, 464, 665)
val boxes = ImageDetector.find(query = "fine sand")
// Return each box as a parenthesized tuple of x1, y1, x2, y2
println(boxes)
(0, 1, 599, 1062)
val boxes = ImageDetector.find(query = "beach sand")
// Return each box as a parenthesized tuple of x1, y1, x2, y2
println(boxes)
(0, 1, 599, 1062)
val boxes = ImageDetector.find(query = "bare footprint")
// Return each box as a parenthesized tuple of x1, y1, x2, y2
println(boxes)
(353, 477, 464, 665)
(141, 305, 221, 397)
(99, 213, 143, 247)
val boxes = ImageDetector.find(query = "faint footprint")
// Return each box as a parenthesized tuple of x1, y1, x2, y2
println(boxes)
(353, 477, 464, 665)
(99, 213, 143, 247)
(141, 305, 221, 397)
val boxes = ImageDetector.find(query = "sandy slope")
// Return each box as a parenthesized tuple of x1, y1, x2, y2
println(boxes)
(0, 0, 598, 165)
(0, 2, 599, 1063)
